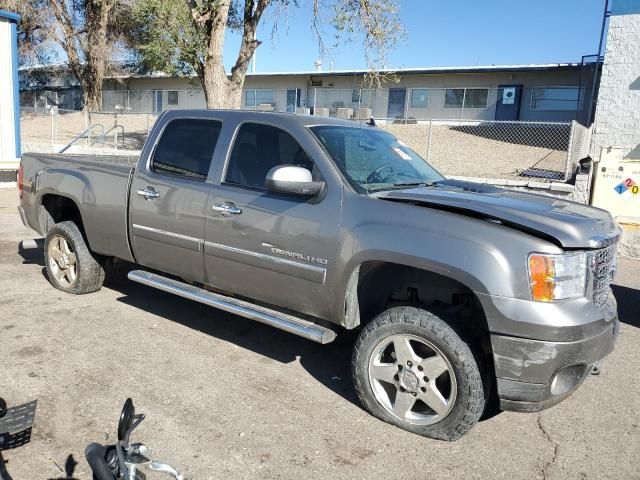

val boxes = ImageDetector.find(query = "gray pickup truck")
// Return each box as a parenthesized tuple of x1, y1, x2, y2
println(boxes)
(18, 110, 620, 440)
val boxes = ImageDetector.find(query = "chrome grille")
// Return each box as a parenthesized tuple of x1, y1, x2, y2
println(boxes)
(589, 244, 618, 308)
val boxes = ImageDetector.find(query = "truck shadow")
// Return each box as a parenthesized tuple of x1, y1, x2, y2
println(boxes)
(18, 239, 45, 266)
(105, 263, 361, 407)
(611, 285, 640, 328)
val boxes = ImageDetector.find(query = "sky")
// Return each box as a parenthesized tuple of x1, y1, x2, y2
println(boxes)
(224, 0, 607, 72)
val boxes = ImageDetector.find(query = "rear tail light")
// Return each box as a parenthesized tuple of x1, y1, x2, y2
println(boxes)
(17, 164, 24, 199)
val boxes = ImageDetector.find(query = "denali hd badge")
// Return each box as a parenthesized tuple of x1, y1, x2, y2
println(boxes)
(263, 243, 328, 265)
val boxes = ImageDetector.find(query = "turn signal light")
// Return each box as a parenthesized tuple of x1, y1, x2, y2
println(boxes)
(528, 252, 587, 302)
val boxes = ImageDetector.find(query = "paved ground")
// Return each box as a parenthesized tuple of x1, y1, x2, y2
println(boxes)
(0, 188, 638, 480)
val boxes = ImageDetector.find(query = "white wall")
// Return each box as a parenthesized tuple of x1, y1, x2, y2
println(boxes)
(0, 14, 20, 170)
(103, 69, 585, 121)
(591, 12, 640, 160)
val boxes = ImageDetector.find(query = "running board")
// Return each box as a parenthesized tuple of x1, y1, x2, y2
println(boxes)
(127, 270, 336, 344)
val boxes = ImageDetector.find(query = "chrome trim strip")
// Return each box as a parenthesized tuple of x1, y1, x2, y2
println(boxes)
(128, 270, 336, 344)
(204, 240, 326, 284)
(132, 224, 203, 252)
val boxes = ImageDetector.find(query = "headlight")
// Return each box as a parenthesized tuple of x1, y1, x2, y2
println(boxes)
(528, 252, 587, 302)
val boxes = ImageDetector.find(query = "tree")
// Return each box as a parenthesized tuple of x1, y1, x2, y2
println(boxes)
(49, 0, 132, 111)
(130, 0, 403, 109)
(0, 0, 131, 111)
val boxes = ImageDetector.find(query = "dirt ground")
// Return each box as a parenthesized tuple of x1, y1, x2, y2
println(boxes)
(0, 187, 638, 480)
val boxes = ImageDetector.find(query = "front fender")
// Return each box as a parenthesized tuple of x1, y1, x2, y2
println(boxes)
(331, 193, 561, 324)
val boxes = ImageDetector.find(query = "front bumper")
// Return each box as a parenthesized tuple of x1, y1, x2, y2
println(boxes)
(477, 292, 619, 413)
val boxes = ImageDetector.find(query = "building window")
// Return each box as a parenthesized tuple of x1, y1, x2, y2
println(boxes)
(255, 89, 274, 106)
(530, 87, 580, 111)
(410, 88, 428, 108)
(352, 89, 361, 104)
(244, 89, 274, 107)
(167, 91, 179, 105)
(245, 90, 256, 107)
(444, 88, 488, 108)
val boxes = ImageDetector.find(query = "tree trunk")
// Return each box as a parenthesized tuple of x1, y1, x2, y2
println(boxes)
(82, 76, 103, 111)
(82, 0, 113, 111)
(198, 0, 265, 109)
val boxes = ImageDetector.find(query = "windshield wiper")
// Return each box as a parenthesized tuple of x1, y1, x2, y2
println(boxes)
(366, 181, 436, 193)
(393, 181, 433, 187)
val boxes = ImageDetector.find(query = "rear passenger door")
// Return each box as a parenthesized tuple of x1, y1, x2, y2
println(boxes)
(204, 121, 342, 320)
(130, 117, 222, 283)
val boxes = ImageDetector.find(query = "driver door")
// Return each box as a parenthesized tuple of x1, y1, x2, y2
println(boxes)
(204, 122, 341, 319)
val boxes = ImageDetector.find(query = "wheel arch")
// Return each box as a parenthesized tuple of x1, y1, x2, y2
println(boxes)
(340, 259, 495, 370)
(40, 193, 88, 240)
(338, 257, 490, 330)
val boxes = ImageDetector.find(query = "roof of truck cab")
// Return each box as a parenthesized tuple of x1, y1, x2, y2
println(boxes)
(161, 109, 368, 128)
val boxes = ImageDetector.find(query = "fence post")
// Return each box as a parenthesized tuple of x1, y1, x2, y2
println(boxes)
(460, 89, 466, 120)
(113, 112, 118, 150)
(85, 110, 90, 147)
(565, 120, 576, 182)
(404, 88, 409, 120)
(50, 108, 55, 147)
(427, 119, 433, 162)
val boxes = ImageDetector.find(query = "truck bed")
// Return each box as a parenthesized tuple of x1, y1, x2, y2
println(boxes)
(20, 152, 138, 261)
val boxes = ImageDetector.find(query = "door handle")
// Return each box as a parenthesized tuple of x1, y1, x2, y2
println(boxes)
(212, 202, 242, 216)
(136, 187, 160, 200)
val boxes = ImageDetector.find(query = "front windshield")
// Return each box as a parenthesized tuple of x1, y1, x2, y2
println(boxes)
(310, 125, 444, 193)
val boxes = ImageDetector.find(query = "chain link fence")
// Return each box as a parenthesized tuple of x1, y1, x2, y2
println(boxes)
(20, 102, 592, 183)
(20, 108, 155, 153)
(379, 119, 591, 182)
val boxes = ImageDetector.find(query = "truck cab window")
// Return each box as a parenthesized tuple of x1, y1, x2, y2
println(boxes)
(151, 118, 222, 180)
(226, 122, 316, 189)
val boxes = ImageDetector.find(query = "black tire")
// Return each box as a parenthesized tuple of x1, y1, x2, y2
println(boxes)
(352, 306, 486, 441)
(44, 221, 105, 294)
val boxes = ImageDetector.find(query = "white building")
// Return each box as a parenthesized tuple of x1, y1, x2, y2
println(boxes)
(101, 63, 597, 124)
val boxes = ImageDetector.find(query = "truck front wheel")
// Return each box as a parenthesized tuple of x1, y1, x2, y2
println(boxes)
(44, 221, 105, 294)
(352, 306, 486, 440)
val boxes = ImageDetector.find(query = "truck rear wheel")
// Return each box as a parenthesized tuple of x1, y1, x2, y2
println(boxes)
(44, 221, 105, 294)
(352, 306, 485, 441)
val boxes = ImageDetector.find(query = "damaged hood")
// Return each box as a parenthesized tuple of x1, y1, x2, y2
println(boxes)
(374, 179, 620, 249)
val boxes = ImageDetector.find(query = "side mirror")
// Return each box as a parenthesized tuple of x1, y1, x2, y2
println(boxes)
(265, 165, 325, 197)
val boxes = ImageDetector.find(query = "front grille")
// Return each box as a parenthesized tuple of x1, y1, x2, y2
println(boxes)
(589, 244, 618, 308)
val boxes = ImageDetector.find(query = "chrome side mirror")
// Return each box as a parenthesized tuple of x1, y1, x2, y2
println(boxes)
(265, 165, 325, 197)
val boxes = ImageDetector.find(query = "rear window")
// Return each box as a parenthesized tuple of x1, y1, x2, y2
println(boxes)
(151, 118, 222, 180)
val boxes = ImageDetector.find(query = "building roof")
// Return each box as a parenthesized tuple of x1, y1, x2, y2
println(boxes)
(18, 61, 587, 87)
(0, 10, 20, 22)
(244, 63, 583, 77)
(102, 62, 583, 80)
